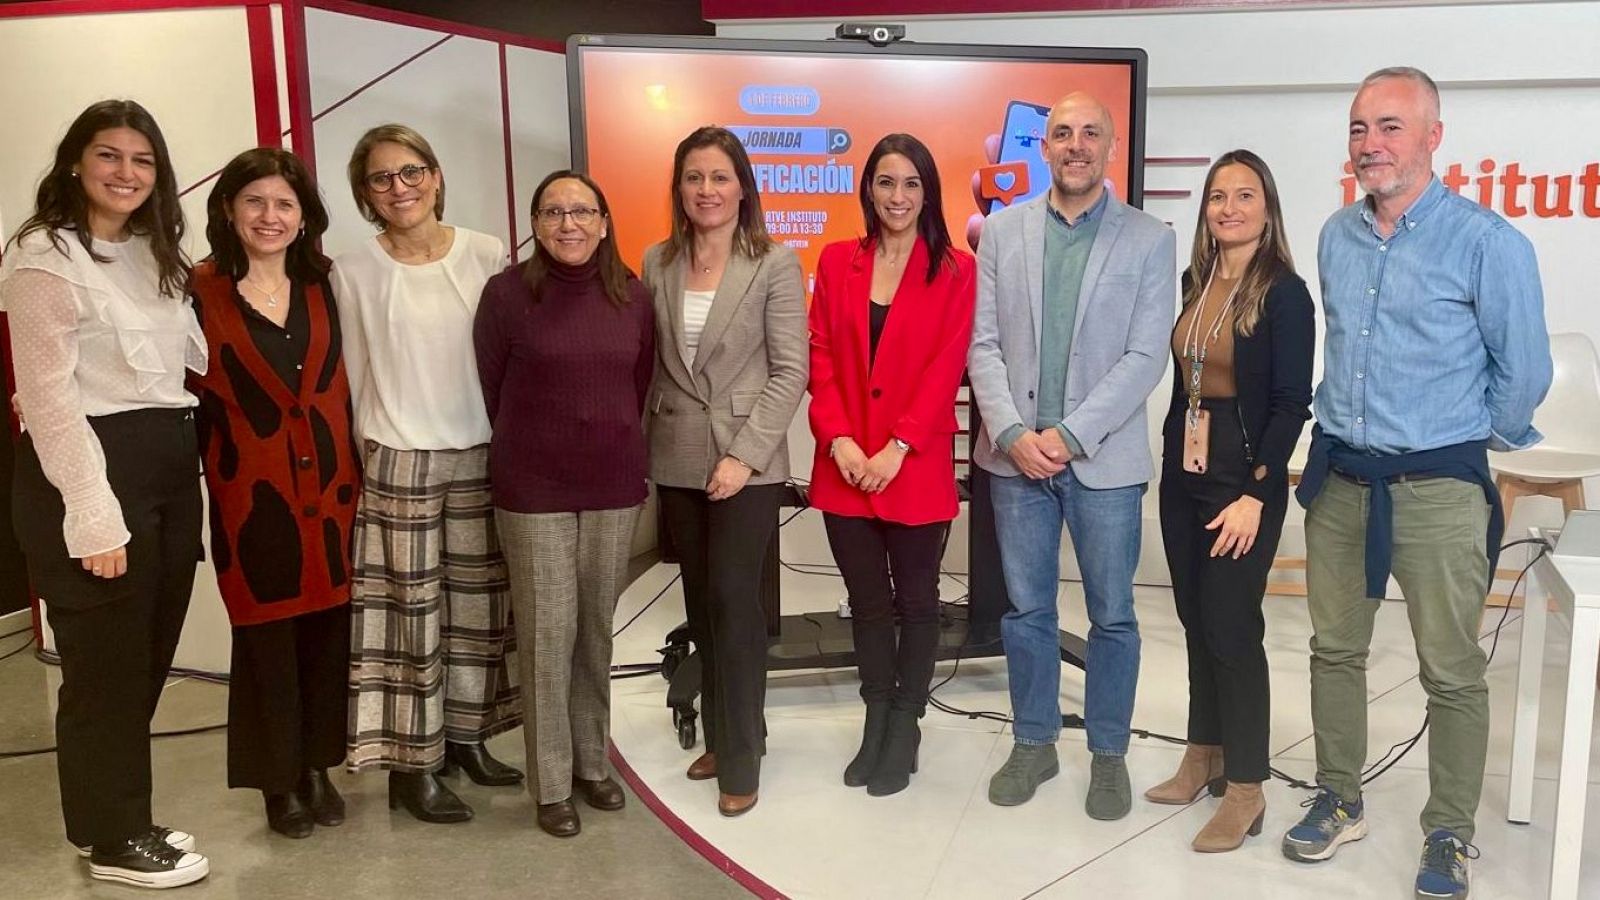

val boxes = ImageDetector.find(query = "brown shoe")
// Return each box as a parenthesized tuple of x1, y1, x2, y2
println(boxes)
(536, 800, 581, 838)
(574, 776, 625, 811)
(686, 752, 717, 781)
(1144, 743, 1224, 805)
(717, 791, 758, 817)
(1192, 781, 1265, 853)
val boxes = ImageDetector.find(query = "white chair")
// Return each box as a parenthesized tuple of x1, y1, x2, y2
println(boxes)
(1488, 332, 1600, 607)
(1489, 332, 1600, 520)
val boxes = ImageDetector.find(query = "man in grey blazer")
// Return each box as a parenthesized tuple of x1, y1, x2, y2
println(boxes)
(968, 92, 1176, 816)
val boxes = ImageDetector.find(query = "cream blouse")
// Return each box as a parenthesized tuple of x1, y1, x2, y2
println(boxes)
(0, 229, 207, 557)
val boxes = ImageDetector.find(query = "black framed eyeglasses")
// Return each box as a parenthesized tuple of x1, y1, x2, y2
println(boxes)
(535, 206, 601, 228)
(365, 165, 433, 193)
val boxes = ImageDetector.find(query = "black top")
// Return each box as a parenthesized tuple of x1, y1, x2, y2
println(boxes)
(868, 300, 890, 368)
(1163, 270, 1316, 501)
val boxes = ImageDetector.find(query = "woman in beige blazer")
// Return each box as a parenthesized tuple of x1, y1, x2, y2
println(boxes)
(641, 126, 808, 817)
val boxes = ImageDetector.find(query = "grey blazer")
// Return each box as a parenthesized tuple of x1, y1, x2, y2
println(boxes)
(641, 241, 809, 489)
(968, 192, 1177, 488)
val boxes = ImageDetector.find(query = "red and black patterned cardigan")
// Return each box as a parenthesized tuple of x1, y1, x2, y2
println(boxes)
(188, 260, 360, 627)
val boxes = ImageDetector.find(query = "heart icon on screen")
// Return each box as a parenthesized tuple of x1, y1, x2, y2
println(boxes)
(993, 171, 1016, 191)
(978, 161, 1029, 207)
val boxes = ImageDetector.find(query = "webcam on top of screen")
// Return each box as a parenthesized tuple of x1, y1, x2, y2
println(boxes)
(835, 22, 906, 47)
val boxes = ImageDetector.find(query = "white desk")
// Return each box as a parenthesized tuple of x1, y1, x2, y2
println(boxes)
(1507, 516, 1600, 900)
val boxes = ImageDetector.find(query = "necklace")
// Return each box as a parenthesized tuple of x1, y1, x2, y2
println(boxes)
(389, 227, 447, 262)
(1180, 264, 1242, 431)
(244, 275, 289, 308)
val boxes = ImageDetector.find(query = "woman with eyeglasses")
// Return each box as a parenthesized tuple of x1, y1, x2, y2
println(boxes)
(641, 126, 808, 818)
(473, 170, 654, 838)
(334, 124, 521, 824)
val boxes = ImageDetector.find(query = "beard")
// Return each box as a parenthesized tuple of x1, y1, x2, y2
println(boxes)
(1356, 155, 1427, 200)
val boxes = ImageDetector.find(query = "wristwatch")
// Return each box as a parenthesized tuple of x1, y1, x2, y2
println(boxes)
(892, 437, 911, 453)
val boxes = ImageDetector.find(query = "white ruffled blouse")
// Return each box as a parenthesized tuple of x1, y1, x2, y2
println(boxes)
(0, 229, 207, 557)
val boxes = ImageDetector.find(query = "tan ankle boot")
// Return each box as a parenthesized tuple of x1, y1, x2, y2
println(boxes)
(1143, 743, 1223, 804)
(1192, 781, 1265, 853)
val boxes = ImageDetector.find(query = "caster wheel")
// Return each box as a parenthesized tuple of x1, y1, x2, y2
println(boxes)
(673, 708, 698, 749)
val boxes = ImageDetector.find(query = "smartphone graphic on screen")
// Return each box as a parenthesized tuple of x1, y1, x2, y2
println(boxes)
(986, 100, 1052, 214)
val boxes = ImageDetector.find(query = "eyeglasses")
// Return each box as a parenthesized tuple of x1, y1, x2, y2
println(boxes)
(364, 165, 433, 193)
(535, 206, 601, 228)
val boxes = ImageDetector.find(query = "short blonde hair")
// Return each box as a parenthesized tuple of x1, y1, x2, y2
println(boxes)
(346, 123, 445, 226)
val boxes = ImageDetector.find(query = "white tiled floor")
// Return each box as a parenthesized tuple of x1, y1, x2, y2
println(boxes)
(608, 518, 1600, 899)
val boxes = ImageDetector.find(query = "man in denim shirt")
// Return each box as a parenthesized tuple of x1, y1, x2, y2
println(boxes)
(1281, 68, 1551, 900)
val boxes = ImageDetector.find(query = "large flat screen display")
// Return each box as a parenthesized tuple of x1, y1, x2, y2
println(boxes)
(569, 35, 1147, 287)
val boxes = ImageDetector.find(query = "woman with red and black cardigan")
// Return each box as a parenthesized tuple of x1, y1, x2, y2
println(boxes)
(188, 148, 360, 840)
(473, 170, 655, 838)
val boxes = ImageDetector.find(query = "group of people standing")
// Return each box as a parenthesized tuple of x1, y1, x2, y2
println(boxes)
(2, 61, 1550, 900)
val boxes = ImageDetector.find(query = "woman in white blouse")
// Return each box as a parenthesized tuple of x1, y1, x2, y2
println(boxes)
(1, 100, 209, 889)
(334, 124, 520, 823)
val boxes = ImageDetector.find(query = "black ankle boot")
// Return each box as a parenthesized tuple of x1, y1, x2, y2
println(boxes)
(843, 701, 892, 787)
(441, 741, 524, 786)
(299, 768, 345, 826)
(265, 791, 315, 838)
(867, 708, 922, 797)
(388, 771, 473, 823)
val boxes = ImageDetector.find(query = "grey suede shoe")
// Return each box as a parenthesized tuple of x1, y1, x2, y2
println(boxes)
(987, 742, 1060, 806)
(1086, 753, 1132, 820)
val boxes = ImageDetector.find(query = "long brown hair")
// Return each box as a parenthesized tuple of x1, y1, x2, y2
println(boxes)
(660, 126, 773, 265)
(1183, 149, 1294, 336)
(858, 133, 955, 285)
(521, 170, 633, 307)
(9, 99, 188, 297)
(205, 148, 331, 283)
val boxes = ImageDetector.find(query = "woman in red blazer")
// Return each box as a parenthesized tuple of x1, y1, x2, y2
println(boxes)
(808, 133, 975, 797)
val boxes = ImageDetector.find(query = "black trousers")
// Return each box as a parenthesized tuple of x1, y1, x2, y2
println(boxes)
(13, 408, 202, 848)
(822, 512, 945, 710)
(228, 603, 351, 792)
(1158, 400, 1286, 784)
(658, 483, 782, 795)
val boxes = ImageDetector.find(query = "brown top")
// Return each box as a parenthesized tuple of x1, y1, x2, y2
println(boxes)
(1172, 274, 1241, 399)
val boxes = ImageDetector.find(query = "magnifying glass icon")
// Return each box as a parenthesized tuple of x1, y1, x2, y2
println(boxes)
(827, 129, 852, 153)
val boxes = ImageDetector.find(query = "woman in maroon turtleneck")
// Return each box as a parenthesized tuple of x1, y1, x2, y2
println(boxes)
(472, 170, 654, 838)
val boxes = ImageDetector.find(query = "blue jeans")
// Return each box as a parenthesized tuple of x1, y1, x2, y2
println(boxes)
(990, 469, 1143, 753)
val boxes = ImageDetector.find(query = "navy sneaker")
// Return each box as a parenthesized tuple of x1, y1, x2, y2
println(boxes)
(1415, 829, 1477, 900)
(1282, 786, 1368, 862)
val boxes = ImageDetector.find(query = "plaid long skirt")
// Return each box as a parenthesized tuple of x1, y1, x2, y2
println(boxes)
(347, 443, 520, 771)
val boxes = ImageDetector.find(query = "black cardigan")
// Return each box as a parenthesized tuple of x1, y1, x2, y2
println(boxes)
(1162, 269, 1316, 501)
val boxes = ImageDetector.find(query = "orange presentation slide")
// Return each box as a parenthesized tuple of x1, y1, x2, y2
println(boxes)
(577, 46, 1138, 289)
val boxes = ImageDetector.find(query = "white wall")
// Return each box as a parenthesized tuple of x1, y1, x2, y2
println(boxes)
(723, 2, 1600, 590)
(0, 6, 267, 672)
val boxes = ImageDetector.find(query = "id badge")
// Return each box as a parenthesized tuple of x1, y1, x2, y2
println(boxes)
(1183, 409, 1211, 474)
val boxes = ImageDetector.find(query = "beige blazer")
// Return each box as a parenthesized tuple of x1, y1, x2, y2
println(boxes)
(641, 241, 809, 489)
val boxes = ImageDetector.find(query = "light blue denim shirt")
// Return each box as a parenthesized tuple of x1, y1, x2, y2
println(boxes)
(1314, 175, 1551, 455)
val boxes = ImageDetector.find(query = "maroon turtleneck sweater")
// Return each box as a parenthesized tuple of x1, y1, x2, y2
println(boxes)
(473, 258, 656, 513)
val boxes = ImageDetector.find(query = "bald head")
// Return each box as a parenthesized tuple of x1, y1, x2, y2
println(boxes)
(1041, 91, 1117, 212)
(1048, 91, 1116, 140)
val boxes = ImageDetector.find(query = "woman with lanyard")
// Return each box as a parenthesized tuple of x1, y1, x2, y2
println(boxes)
(1150, 149, 1313, 852)
(188, 147, 360, 840)
(2, 99, 210, 888)
(336, 124, 521, 823)
(641, 126, 808, 818)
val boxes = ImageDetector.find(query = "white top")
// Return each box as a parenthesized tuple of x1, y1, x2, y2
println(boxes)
(0, 230, 207, 557)
(681, 288, 716, 370)
(331, 227, 505, 450)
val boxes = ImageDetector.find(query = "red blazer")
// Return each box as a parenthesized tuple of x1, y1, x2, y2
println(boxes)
(807, 237, 975, 526)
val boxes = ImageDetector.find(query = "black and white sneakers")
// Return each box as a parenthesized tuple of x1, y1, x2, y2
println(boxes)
(73, 825, 196, 859)
(86, 828, 209, 889)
